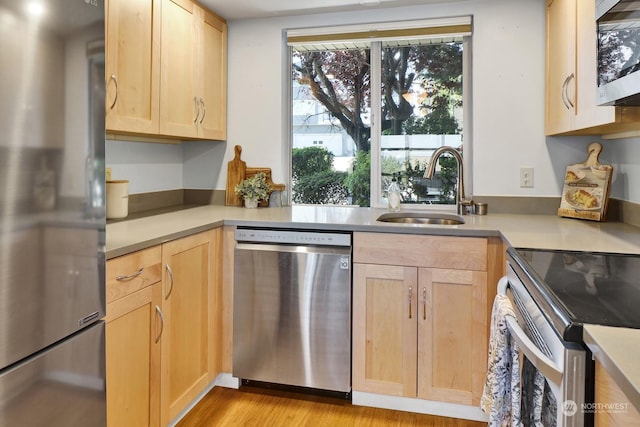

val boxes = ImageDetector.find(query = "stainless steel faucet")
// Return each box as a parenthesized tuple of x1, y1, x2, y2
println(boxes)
(423, 146, 471, 215)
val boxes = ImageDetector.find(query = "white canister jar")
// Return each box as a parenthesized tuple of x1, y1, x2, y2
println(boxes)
(106, 180, 129, 219)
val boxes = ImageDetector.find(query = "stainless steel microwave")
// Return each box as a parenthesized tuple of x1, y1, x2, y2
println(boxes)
(596, 0, 640, 106)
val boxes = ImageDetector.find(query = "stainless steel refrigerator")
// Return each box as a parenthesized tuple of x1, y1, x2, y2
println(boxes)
(0, 1, 106, 425)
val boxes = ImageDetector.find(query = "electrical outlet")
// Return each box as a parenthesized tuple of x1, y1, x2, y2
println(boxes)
(520, 167, 534, 188)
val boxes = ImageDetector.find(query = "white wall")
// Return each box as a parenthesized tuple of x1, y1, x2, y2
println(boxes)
(106, 0, 640, 202)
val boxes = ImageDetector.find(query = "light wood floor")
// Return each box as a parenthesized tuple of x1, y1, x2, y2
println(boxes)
(177, 386, 486, 427)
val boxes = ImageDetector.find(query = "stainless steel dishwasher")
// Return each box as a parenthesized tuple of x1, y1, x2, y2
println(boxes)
(233, 227, 352, 395)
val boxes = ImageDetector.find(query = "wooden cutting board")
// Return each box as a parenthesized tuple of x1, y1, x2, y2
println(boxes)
(225, 145, 246, 206)
(245, 167, 286, 207)
(558, 142, 613, 222)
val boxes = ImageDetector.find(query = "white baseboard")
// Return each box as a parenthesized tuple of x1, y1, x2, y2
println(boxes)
(167, 373, 239, 426)
(351, 391, 489, 422)
(214, 372, 240, 389)
(168, 381, 217, 427)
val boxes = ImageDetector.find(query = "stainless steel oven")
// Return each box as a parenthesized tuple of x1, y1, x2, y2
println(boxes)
(502, 246, 640, 426)
(500, 264, 588, 426)
(232, 228, 352, 395)
(596, 0, 640, 105)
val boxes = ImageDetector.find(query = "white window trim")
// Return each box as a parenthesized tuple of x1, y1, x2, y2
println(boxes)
(286, 19, 473, 209)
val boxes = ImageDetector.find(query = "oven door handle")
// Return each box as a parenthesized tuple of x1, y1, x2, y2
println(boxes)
(504, 316, 563, 384)
(498, 277, 564, 384)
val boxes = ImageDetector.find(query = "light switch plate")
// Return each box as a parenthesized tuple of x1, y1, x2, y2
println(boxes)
(520, 167, 534, 188)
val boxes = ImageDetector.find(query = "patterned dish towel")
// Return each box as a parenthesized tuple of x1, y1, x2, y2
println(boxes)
(481, 293, 522, 427)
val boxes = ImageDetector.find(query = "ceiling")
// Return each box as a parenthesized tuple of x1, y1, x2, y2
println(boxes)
(198, 0, 461, 21)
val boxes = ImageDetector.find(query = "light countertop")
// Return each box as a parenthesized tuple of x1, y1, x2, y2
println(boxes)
(106, 204, 640, 408)
(106, 204, 640, 258)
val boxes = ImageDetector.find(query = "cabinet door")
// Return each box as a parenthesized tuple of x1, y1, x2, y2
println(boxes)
(159, 0, 199, 138)
(160, 230, 215, 425)
(197, 8, 227, 140)
(105, 0, 160, 134)
(594, 359, 640, 426)
(417, 268, 487, 406)
(545, 0, 576, 135)
(106, 283, 162, 427)
(352, 263, 418, 397)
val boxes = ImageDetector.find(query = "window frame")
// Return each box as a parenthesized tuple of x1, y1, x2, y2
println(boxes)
(286, 18, 473, 209)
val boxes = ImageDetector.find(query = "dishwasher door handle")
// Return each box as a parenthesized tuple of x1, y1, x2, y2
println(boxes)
(235, 242, 351, 256)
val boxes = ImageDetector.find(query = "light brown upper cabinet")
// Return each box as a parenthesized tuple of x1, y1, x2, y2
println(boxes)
(106, 0, 227, 140)
(545, 0, 640, 137)
(159, 0, 227, 140)
(105, 0, 161, 135)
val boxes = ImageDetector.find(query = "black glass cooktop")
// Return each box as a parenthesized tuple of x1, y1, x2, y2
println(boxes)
(509, 247, 640, 340)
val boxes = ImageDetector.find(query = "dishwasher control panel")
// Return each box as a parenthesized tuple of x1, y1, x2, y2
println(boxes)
(235, 228, 351, 247)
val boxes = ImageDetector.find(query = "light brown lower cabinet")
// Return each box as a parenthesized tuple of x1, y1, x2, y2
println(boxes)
(352, 232, 496, 408)
(106, 282, 162, 427)
(594, 359, 640, 426)
(160, 230, 218, 425)
(106, 229, 221, 427)
(106, 245, 163, 427)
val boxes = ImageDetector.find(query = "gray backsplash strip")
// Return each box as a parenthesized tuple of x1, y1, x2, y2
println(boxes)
(472, 196, 562, 216)
(121, 191, 640, 229)
(474, 196, 640, 228)
(183, 189, 226, 206)
(128, 190, 185, 214)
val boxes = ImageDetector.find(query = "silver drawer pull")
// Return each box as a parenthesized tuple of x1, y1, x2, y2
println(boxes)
(115, 267, 143, 281)
(155, 305, 164, 343)
(165, 264, 174, 299)
(422, 287, 427, 320)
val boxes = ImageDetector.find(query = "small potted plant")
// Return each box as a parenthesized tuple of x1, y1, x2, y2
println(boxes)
(235, 172, 270, 208)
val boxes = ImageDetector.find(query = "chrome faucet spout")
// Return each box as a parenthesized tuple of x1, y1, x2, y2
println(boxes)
(423, 146, 469, 214)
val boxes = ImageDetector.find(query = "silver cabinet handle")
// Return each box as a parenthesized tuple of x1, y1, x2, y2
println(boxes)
(408, 286, 413, 319)
(165, 264, 174, 299)
(193, 96, 200, 124)
(155, 305, 164, 343)
(115, 267, 143, 281)
(561, 74, 570, 110)
(422, 287, 427, 320)
(561, 73, 575, 110)
(109, 74, 118, 110)
(199, 98, 206, 124)
(566, 73, 575, 108)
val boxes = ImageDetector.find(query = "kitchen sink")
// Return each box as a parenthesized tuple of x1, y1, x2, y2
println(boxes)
(376, 212, 466, 225)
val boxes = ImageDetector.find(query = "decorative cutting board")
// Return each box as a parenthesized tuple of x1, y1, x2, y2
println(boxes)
(225, 145, 246, 206)
(245, 167, 286, 207)
(225, 145, 286, 207)
(558, 142, 613, 222)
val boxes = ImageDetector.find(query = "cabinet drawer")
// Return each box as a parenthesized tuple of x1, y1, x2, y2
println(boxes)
(354, 232, 487, 271)
(107, 246, 162, 304)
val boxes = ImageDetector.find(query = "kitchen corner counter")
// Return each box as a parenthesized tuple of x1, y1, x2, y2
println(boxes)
(584, 324, 640, 413)
(106, 204, 640, 259)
